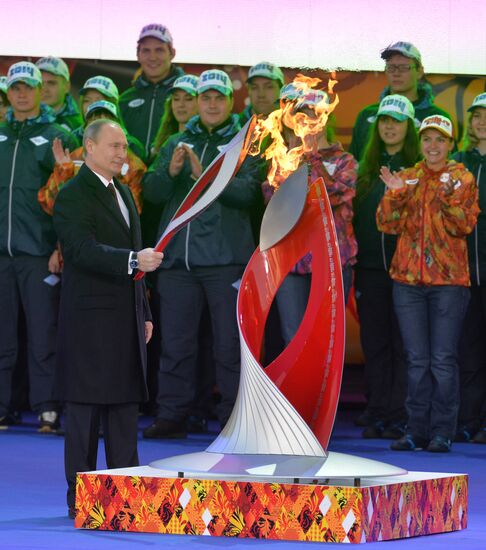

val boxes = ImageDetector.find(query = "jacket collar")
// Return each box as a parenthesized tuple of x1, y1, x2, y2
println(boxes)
(135, 66, 184, 89)
(7, 103, 56, 129)
(185, 114, 241, 138)
(80, 164, 132, 237)
(55, 93, 81, 118)
(380, 81, 435, 110)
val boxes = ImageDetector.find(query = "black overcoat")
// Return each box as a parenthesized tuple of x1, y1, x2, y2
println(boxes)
(53, 163, 150, 404)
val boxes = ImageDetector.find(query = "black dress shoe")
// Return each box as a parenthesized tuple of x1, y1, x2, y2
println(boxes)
(427, 435, 451, 453)
(186, 415, 208, 433)
(0, 412, 22, 429)
(143, 419, 187, 439)
(362, 421, 385, 439)
(382, 423, 406, 440)
(454, 426, 472, 442)
(473, 427, 486, 444)
(391, 434, 429, 451)
(354, 411, 373, 427)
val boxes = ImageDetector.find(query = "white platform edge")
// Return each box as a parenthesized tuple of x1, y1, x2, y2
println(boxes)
(83, 465, 466, 488)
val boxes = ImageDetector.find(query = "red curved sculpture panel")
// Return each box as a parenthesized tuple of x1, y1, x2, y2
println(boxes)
(237, 175, 345, 451)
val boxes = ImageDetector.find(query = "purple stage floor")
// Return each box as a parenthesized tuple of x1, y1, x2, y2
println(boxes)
(1, 410, 485, 549)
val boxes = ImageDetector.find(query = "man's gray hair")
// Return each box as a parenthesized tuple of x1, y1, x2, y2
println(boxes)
(83, 119, 122, 150)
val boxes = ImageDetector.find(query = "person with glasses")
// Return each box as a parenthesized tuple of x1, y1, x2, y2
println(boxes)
(349, 41, 451, 162)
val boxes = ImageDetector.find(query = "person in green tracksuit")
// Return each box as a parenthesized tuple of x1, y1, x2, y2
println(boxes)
(352, 94, 420, 440)
(119, 23, 184, 158)
(0, 76, 9, 123)
(454, 93, 486, 444)
(349, 41, 451, 162)
(142, 70, 264, 439)
(0, 61, 77, 432)
(35, 56, 83, 132)
(239, 61, 284, 125)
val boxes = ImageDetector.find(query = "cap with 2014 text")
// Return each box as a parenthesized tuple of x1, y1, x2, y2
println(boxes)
(279, 83, 329, 108)
(468, 93, 486, 112)
(7, 61, 42, 89)
(377, 94, 415, 121)
(172, 75, 198, 96)
(85, 100, 118, 120)
(36, 57, 70, 81)
(138, 23, 173, 44)
(419, 114, 454, 139)
(79, 76, 119, 101)
(381, 41, 422, 64)
(197, 70, 233, 96)
(0, 76, 7, 94)
(247, 62, 284, 86)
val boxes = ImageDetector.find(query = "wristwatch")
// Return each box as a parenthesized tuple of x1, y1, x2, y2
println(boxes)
(129, 251, 139, 270)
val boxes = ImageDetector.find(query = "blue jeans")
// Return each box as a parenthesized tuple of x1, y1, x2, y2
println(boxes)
(393, 282, 470, 440)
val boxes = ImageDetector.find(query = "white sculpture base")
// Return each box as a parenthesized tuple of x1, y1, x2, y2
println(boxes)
(149, 450, 406, 483)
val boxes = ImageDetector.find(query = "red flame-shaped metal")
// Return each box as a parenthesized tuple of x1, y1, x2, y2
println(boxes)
(237, 176, 345, 450)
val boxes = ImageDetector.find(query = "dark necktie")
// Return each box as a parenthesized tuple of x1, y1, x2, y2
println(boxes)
(107, 181, 130, 228)
(107, 181, 119, 208)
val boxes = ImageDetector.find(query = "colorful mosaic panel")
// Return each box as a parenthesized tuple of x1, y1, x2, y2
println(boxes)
(75, 473, 467, 543)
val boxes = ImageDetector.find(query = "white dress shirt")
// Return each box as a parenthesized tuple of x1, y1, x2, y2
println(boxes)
(91, 169, 136, 274)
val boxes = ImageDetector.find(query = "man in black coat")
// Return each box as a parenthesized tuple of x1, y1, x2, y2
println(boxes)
(53, 119, 163, 518)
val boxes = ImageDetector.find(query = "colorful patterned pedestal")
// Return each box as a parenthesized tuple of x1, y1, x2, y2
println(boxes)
(74, 466, 467, 543)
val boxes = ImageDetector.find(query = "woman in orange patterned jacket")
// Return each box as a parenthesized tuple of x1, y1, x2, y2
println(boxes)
(377, 114, 479, 453)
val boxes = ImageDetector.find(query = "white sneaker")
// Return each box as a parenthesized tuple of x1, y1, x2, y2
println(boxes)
(38, 411, 59, 433)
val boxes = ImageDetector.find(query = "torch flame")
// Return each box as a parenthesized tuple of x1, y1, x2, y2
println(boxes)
(250, 73, 339, 188)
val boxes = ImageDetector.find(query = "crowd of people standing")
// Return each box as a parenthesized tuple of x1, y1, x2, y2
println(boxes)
(1, 23, 485, 479)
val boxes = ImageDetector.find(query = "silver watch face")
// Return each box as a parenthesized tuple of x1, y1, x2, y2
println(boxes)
(130, 259, 138, 269)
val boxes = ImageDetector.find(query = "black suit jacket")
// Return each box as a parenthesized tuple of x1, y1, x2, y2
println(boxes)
(53, 163, 150, 404)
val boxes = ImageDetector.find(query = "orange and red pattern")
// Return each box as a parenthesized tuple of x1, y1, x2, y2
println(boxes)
(75, 472, 467, 543)
(377, 160, 479, 286)
(38, 148, 146, 215)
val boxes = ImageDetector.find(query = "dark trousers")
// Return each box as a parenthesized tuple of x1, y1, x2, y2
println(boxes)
(155, 266, 242, 424)
(393, 282, 470, 440)
(275, 266, 353, 346)
(458, 285, 486, 431)
(354, 268, 407, 424)
(0, 255, 59, 417)
(64, 402, 139, 508)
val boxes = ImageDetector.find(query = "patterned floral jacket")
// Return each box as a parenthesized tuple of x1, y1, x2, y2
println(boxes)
(38, 147, 146, 216)
(262, 142, 358, 273)
(376, 160, 479, 286)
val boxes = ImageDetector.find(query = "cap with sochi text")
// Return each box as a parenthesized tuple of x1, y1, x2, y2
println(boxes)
(172, 75, 198, 96)
(36, 57, 70, 81)
(7, 61, 42, 89)
(85, 100, 119, 120)
(197, 70, 233, 97)
(138, 23, 173, 44)
(279, 83, 329, 108)
(381, 41, 422, 64)
(247, 62, 284, 86)
(377, 94, 415, 121)
(468, 93, 486, 112)
(79, 76, 119, 101)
